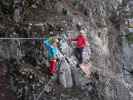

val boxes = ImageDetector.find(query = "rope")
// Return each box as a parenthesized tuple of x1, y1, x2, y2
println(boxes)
(0, 38, 45, 40)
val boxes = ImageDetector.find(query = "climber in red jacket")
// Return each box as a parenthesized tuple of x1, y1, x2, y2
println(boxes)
(70, 30, 88, 67)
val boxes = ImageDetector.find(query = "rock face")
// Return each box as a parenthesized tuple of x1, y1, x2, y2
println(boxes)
(0, 0, 133, 100)
(0, 63, 17, 100)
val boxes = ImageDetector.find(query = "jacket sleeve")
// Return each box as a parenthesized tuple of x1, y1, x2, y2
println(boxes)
(43, 39, 52, 49)
(71, 37, 78, 41)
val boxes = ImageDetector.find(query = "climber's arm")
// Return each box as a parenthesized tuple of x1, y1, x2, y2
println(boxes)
(71, 37, 78, 41)
(43, 39, 52, 49)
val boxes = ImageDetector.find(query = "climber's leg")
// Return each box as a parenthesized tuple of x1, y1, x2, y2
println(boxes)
(78, 48, 84, 64)
(75, 48, 80, 61)
(75, 48, 83, 67)
(49, 60, 57, 75)
(75, 48, 80, 67)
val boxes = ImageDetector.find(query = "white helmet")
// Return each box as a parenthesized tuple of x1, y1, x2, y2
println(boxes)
(80, 30, 86, 34)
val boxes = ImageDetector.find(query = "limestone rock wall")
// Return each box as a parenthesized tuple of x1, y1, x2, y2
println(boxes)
(0, 0, 133, 100)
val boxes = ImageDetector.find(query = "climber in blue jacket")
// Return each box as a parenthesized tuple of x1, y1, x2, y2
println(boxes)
(44, 37, 59, 76)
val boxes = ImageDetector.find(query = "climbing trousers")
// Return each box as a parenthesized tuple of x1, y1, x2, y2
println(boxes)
(75, 47, 84, 64)
(49, 59, 57, 75)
